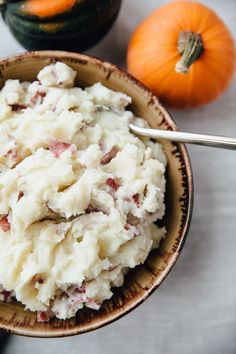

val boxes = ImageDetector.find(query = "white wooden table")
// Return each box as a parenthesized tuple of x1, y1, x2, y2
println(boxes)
(0, 1, 236, 353)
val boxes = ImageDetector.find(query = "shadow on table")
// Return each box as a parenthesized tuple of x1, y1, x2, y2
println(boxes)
(87, 7, 132, 68)
(160, 154, 218, 292)
(0, 332, 10, 354)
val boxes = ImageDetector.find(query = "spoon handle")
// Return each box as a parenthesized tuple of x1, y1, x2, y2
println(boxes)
(129, 123, 236, 150)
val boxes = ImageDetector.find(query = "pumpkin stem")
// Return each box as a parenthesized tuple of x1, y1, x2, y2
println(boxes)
(0, 0, 5, 12)
(176, 31, 203, 74)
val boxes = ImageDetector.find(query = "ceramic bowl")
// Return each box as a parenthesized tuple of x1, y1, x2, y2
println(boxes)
(0, 51, 193, 337)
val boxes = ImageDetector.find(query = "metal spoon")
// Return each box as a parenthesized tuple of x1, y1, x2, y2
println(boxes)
(95, 105, 236, 150)
(129, 124, 236, 150)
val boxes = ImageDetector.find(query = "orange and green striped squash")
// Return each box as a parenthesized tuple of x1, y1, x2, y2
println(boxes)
(1, 0, 122, 51)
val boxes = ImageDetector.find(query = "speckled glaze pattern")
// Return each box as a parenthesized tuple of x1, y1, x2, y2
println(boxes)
(0, 51, 193, 337)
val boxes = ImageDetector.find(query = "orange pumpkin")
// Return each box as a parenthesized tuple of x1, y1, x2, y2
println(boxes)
(127, 1, 236, 108)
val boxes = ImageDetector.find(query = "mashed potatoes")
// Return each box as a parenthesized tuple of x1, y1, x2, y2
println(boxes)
(0, 62, 166, 321)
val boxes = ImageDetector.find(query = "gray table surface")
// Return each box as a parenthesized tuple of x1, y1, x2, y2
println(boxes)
(0, 1, 236, 353)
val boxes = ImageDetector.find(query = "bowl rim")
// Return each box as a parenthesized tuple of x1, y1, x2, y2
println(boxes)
(0, 50, 193, 337)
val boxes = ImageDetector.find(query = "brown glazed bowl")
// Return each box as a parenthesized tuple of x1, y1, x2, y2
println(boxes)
(0, 51, 193, 337)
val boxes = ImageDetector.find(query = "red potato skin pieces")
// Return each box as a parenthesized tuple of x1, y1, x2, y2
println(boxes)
(47, 140, 72, 158)
(101, 146, 118, 165)
(0, 215, 10, 232)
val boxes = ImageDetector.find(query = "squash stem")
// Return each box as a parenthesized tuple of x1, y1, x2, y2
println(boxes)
(176, 31, 203, 74)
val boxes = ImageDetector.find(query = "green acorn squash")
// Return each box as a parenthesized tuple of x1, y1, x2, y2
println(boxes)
(0, 0, 122, 51)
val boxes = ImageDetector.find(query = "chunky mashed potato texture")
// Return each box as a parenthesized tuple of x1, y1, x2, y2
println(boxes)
(0, 62, 166, 321)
